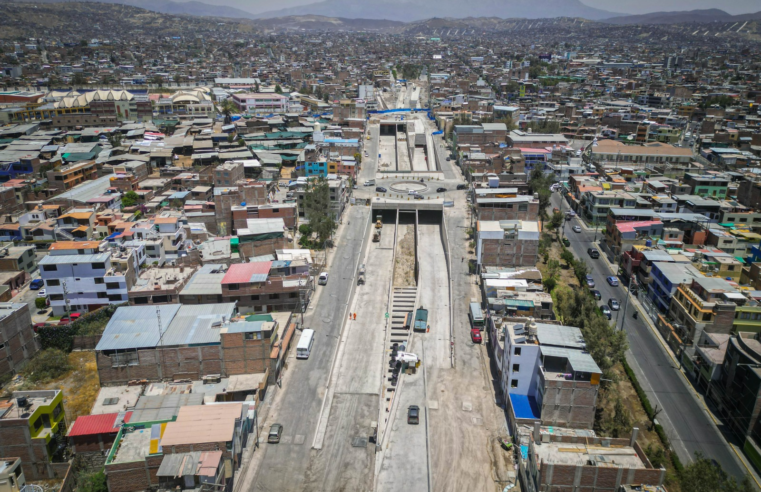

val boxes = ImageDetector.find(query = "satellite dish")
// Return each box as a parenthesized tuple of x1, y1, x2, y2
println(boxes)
(627, 135, 634, 141)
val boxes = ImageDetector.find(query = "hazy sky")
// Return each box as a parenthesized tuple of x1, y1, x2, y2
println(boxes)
(175, 0, 761, 16)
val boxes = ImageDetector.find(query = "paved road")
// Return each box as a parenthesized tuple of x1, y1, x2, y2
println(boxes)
(250, 206, 371, 492)
(551, 192, 747, 479)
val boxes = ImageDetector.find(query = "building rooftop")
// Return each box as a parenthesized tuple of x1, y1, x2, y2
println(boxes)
(0, 390, 60, 421)
(160, 404, 243, 447)
(533, 441, 646, 469)
(68, 411, 132, 437)
(130, 267, 196, 293)
(129, 393, 204, 423)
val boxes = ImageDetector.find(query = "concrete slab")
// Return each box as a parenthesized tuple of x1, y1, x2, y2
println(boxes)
(303, 393, 377, 492)
(378, 136, 397, 172)
(418, 224, 451, 369)
(376, 335, 429, 492)
(91, 385, 143, 414)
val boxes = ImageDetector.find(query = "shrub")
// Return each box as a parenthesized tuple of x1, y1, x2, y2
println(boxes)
(35, 297, 47, 310)
(25, 349, 72, 383)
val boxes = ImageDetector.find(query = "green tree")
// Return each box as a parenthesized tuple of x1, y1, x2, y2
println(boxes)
(275, 84, 283, 94)
(680, 453, 755, 492)
(35, 297, 47, 310)
(77, 470, 108, 492)
(572, 258, 589, 285)
(560, 248, 575, 267)
(72, 72, 87, 85)
(107, 132, 122, 148)
(528, 167, 554, 224)
(303, 177, 337, 248)
(599, 398, 632, 438)
(548, 211, 563, 231)
(353, 152, 362, 165)
(121, 191, 140, 208)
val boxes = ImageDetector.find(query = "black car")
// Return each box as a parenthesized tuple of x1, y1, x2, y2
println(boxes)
(413, 193, 424, 200)
(591, 289, 601, 300)
(456, 184, 468, 190)
(436, 187, 447, 193)
(587, 247, 600, 259)
(407, 405, 420, 424)
(376, 186, 387, 193)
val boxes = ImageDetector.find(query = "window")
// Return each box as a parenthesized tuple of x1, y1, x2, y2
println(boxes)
(97, 292, 108, 299)
(108, 295, 123, 302)
(50, 294, 64, 301)
(228, 284, 239, 291)
(92, 262, 106, 269)
(33, 418, 42, 430)
(518, 204, 528, 212)
(511, 379, 518, 388)
(53, 403, 62, 419)
(514, 347, 521, 356)
(106, 282, 120, 289)
(46, 279, 60, 286)
(250, 295, 260, 301)
(42, 265, 57, 272)
(244, 332, 254, 340)
(269, 293, 280, 299)
(512, 364, 520, 373)
(94, 278, 104, 284)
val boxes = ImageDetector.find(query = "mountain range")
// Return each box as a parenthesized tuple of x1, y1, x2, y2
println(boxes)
(602, 8, 761, 24)
(7, 0, 761, 27)
(252, 0, 616, 22)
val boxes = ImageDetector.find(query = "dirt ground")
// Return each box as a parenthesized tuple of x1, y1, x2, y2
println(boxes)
(393, 226, 416, 287)
(5, 351, 100, 421)
(535, 234, 580, 289)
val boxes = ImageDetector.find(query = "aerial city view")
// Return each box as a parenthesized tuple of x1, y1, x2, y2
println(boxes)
(3, 0, 761, 491)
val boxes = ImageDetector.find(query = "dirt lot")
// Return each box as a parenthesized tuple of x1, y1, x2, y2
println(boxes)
(394, 225, 416, 287)
(4, 351, 100, 421)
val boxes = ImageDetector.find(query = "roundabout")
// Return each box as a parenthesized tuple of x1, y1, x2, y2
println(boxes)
(389, 181, 428, 193)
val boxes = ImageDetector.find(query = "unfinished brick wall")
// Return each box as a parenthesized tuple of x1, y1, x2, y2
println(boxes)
(105, 454, 163, 492)
(475, 201, 539, 221)
(97, 346, 225, 386)
(0, 422, 53, 480)
(479, 237, 538, 267)
(538, 461, 665, 491)
(540, 380, 598, 429)
(221, 332, 271, 375)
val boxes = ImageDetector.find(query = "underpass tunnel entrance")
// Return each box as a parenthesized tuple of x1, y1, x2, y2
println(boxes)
(418, 210, 443, 225)
(375, 209, 398, 225)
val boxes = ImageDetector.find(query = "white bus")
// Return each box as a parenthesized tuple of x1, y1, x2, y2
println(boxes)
(296, 329, 315, 359)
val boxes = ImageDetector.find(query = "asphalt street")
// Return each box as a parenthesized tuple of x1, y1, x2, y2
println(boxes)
(250, 205, 371, 491)
(551, 192, 748, 479)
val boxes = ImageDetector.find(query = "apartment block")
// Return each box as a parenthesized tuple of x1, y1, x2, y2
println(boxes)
(231, 93, 289, 114)
(39, 252, 129, 316)
(214, 161, 244, 188)
(473, 194, 539, 221)
(0, 247, 36, 275)
(0, 390, 68, 480)
(0, 303, 39, 379)
(219, 261, 311, 313)
(665, 277, 739, 349)
(46, 161, 98, 192)
(476, 220, 539, 268)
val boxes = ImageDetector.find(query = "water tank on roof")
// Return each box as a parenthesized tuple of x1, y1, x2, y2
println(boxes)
(488, 176, 499, 188)
(241, 202, 246, 207)
(645, 239, 652, 247)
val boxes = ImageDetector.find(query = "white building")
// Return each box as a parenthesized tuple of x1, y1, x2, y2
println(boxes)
(39, 252, 129, 315)
(231, 93, 289, 114)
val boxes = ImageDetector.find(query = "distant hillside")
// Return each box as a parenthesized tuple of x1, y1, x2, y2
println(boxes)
(9, 0, 257, 19)
(254, 0, 617, 22)
(602, 8, 761, 25)
(246, 15, 405, 31)
(0, 1, 254, 39)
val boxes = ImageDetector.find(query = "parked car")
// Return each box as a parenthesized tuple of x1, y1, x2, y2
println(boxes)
(436, 187, 447, 193)
(601, 305, 612, 320)
(572, 225, 581, 233)
(608, 298, 620, 311)
(591, 289, 602, 300)
(318, 272, 329, 285)
(585, 276, 595, 288)
(267, 424, 283, 443)
(376, 186, 387, 193)
(587, 248, 600, 259)
(446, 157, 451, 161)
(37, 289, 47, 298)
(407, 405, 420, 424)
(413, 194, 423, 200)
(471, 329, 482, 343)
(456, 184, 468, 190)
(606, 276, 619, 287)
(408, 189, 418, 195)
(364, 179, 375, 186)
(30, 279, 44, 290)
(58, 313, 82, 325)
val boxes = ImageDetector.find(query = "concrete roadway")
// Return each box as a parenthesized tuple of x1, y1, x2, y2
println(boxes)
(249, 205, 371, 492)
(551, 192, 748, 479)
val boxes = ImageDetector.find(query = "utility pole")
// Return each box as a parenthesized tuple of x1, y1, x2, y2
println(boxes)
(62, 280, 70, 318)
(619, 273, 633, 332)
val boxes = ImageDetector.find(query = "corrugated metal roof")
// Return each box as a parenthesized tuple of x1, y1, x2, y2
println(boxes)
(536, 324, 586, 349)
(180, 273, 225, 296)
(95, 304, 182, 351)
(540, 346, 601, 374)
(221, 262, 272, 284)
(156, 451, 222, 478)
(68, 411, 132, 437)
(129, 393, 204, 423)
(160, 303, 237, 346)
(39, 252, 110, 265)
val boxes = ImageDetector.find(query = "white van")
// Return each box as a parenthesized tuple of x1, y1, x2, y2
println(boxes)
(297, 329, 315, 359)
(364, 179, 375, 186)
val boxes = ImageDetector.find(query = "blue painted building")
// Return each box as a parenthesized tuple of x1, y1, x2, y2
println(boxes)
(0, 159, 35, 183)
(648, 261, 702, 313)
